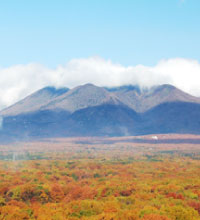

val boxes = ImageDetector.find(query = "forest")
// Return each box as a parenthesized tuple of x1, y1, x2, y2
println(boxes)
(0, 137, 200, 220)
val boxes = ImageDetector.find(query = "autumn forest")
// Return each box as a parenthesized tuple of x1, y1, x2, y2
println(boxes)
(0, 136, 200, 220)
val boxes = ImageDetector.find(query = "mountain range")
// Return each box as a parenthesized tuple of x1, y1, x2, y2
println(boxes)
(1, 83, 200, 141)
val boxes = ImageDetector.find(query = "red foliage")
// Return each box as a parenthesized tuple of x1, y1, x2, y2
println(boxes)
(166, 192, 184, 200)
(120, 189, 132, 197)
(188, 201, 200, 214)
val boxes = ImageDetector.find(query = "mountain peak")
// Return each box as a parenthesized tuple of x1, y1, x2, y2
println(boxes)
(108, 84, 200, 112)
(1, 83, 200, 117)
(81, 83, 96, 87)
(151, 84, 176, 93)
(42, 83, 121, 113)
(1, 83, 200, 139)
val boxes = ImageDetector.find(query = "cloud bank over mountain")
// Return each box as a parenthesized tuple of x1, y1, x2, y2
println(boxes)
(0, 57, 200, 110)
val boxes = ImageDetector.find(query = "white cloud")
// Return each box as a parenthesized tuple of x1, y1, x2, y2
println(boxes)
(0, 56, 200, 110)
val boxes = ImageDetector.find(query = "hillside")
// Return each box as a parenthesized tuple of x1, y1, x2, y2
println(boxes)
(1, 83, 200, 140)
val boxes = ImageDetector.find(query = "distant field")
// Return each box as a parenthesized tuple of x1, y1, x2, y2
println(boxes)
(0, 135, 200, 219)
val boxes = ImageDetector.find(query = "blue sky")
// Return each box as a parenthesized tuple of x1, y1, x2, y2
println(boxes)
(0, 0, 200, 67)
(1, 0, 200, 109)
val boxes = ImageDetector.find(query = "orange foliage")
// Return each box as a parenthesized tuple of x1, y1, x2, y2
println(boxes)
(142, 214, 171, 220)
(0, 141, 200, 219)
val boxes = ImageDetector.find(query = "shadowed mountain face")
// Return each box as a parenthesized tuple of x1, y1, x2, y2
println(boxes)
(66, 104, 142, 136)
(141, 102, 200, 134)
(1, 83, 200, 140)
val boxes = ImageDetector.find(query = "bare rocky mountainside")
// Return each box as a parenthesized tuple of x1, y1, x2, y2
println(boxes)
(105, 84, 200, 112)
(0, 86, 69, 116)
(1, 83, 200, 141)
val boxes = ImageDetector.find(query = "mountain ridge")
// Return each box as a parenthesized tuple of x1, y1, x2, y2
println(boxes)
(0, 86, 69, 116)
(0, 83, 200, 140)
(1, 83, 200, 116)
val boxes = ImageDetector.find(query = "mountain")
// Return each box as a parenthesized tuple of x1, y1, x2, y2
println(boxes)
(65, 104, 141, 136)
(1, 86, 69, 116)
(141, 102, 200, 134)
(1, 105, 140, 138)
(107, 84, 200, 112)
(2, 83, 200, 116)
(1, 83, 200, 140)
(41, 83, 122, 113)
(2, 109, 70, 139)
(1, 84, 123, 116)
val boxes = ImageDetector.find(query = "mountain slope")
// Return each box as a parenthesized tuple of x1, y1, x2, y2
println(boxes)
(0, 84, 123, 116)
(141, 101, 200, 134)
(41, 83, 123, 113)
(0, 87, 69, 116)
(1, 83, 200, 140)
(108, 84, 200, 112)
(65, 104, 141, 136)
(3, 101, 200, 138)
(1, 104, 140, 138)
(2, 83, 200, 116)
(1, 109, 70, 139)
